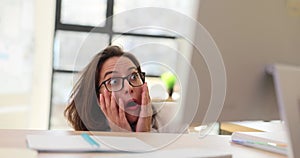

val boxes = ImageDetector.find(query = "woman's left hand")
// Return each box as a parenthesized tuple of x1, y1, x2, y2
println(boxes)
(136, 83, 153, 132)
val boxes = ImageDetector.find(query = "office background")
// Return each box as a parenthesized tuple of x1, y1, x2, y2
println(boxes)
(0, 0, 299, 130)
(0, 0, 199, 129)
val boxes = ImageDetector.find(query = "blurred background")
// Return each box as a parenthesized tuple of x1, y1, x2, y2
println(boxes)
(0, 0, 199, 130)
(1, 0, 299, 131)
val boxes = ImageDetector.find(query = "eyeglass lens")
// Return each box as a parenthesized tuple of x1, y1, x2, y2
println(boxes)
(106, 72, 144, 92)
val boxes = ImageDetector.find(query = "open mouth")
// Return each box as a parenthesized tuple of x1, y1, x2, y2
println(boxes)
(125, 100, 140, 111)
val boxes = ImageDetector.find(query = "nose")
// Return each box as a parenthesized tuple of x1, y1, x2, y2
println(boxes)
(123, 80, 134, 94)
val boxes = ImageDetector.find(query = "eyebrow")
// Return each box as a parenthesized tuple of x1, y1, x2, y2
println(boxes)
(104, 71, 118, 78)
(128, 67, 138, 71)
(103, 67, 138, 78)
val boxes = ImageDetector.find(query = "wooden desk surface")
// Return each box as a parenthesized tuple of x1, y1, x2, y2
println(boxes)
(220, 121, 284, 134)
(0, 129, 286, 158)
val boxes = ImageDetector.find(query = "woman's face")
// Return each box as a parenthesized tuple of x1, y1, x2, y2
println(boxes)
(99, 56, 143, 124)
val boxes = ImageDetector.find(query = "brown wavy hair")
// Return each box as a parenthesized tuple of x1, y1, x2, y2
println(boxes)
(64, 46, 142, 131)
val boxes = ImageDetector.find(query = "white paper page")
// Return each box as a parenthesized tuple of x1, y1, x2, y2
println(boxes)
(92, 135, 153, 152)
(26, 135, 153, 152)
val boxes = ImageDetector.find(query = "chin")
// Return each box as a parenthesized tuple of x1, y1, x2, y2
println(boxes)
(126, 114, 138, 124)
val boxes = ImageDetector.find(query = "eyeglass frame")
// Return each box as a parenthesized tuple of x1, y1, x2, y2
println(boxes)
(98, 72, 146, 92)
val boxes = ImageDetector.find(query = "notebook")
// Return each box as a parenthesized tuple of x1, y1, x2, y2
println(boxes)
(27, 134, 232, 157)
(231, 131, 287, 155)
(26, 134, 153, 152)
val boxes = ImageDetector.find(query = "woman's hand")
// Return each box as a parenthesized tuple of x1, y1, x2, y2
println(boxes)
(136, 83, 153, 132)
(99, 90, 132, 132)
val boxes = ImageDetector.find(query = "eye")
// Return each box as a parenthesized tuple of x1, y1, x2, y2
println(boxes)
(108, 78, 120, 86)
(129, 73, 139, 81)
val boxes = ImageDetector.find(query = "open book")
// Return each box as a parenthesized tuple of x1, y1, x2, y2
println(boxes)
(231, 132, 287, 155)
(26, 134, 153, 152)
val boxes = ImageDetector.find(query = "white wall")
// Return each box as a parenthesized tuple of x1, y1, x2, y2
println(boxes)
(187, 0, 300, 124)
(0, 0, 55, 129)
(29, 0, 56, 129)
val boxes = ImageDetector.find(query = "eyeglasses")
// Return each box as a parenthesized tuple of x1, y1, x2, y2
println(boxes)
(98, 72, 145, 92)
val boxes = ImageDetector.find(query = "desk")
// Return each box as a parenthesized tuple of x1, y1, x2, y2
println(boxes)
(0, 129, 286, 158)
(220, 121, 284, 134)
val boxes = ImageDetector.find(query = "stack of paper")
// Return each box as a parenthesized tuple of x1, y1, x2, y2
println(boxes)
(231, 132, 287, 155)
(26, 134, 153, 152)
(27, 134, 233, 158)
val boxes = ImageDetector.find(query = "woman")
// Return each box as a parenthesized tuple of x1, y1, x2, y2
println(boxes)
(64, 46, 156, 132)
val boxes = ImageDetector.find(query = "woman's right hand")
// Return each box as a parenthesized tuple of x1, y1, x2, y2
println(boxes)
(99, 90, 132, 132)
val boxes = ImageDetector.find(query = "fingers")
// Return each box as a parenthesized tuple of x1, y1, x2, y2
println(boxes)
(118, 98, 127, 119)
(137, 83, 153, 131)
(99, 90, 131, 131)
(99, 90, 111, 119)
(110, 92, 119, 121)
(99, 93, 106, 115)
(141, 82, 150, 106)
(118, 98, 130, 126)
(99, 90, 115, 118)
(103, 90, 111, 116)
(140, 82, 153, 118)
